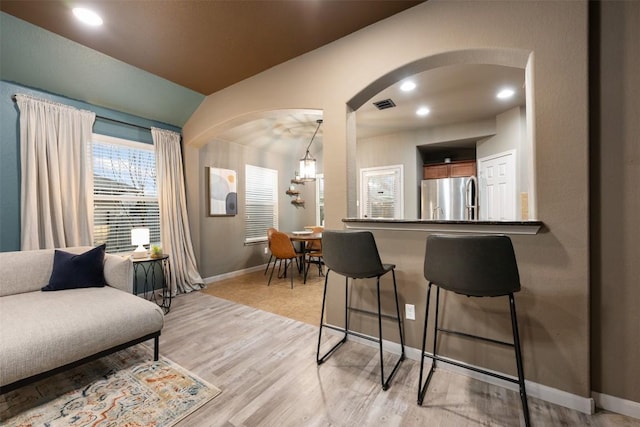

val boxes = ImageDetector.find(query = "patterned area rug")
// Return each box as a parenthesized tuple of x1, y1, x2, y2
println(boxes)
(0, 345, 221, 426)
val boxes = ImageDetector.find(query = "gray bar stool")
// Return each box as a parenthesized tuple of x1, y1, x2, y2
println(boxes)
(418, 234, 531, 426)
(317, 230, 405, 390)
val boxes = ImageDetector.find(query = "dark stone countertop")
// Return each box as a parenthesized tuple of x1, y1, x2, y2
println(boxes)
(341, 218, 544, 235)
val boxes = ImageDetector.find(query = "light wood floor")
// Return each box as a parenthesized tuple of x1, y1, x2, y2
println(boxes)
(160, 290, 639, 427)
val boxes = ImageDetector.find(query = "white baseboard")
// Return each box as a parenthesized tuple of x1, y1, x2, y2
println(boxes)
(202, 264, 266, 284)
(592, 392, 640, 420)
(322, 326, 597, 415)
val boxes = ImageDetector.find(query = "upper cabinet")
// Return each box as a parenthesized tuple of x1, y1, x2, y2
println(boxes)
(423, 160, 476, 180)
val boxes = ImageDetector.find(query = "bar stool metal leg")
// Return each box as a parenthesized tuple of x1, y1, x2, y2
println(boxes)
(510, 293, 531, 426)
(344, 276, 350, 341)
(385, 270, 405, 388)
(418, 288, 531, 427)
(391, 270, 406, 357)
(317, 272, 405, 391)
(317, 271, 348, 364)
(317, 230, 404, 390)
(418, 283, 433, 405)
(316, 272, 329, 363)
(419, 234, 530, 425)
(376, 271, 406, 390)
(418, 284, 441, 405)
(376, 276, 386, 389)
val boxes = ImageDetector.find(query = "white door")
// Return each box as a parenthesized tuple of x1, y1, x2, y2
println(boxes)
(360, 165, 404, 219)
(478, 150, 516, 220)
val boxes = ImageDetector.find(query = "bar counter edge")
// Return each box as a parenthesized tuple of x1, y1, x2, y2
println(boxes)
(342, 218, 543, 235)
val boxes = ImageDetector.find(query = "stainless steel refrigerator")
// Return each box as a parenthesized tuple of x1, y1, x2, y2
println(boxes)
(420, 177, 477, 220)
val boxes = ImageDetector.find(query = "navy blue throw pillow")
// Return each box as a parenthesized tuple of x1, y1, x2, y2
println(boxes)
(42, 244, 107, 291)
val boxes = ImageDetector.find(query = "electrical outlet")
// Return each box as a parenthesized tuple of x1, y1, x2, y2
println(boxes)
(264, 247, 269, 254)
(405, 304, 415, 320)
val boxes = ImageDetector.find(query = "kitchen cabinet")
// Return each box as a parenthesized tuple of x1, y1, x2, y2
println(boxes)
(450, 161, 477, 177)
(423, 160, 476, 179)
(423, 164, 449, 179)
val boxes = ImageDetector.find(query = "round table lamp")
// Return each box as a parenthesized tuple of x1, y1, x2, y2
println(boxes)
(131, 228, 150, 259)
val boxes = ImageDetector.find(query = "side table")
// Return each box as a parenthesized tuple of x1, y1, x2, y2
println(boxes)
(132, 255, 172, 314)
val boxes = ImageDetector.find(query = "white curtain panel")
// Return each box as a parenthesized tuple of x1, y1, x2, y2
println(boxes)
(152, 127, 204, 294)
(16, 94, 96, 250)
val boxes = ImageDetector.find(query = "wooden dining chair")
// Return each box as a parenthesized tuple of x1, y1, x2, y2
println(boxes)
(268, 231, 301, 289)
(263, 227, 277, 275)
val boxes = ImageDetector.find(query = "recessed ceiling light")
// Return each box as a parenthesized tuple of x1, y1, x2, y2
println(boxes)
(400, 81, 416, 92)
(496, 88, 515, 99)
(73, 7, 103, 26)
(416, 106, 430, 116)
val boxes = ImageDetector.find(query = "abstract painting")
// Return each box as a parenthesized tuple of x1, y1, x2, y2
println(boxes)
(208, 167, 237, 216)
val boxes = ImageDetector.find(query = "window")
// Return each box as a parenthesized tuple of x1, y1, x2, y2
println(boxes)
(360, 165, 404, 219)
(91, 134, 160, 253)
(245, 164, 278, 243)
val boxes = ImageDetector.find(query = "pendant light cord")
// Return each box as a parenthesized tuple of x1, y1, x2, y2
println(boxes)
(304, 119, 323, 153)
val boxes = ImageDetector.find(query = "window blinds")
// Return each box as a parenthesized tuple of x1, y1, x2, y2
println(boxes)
(245, 164, 278, 243)
(367, 173, 398, 218)
(361, 166, 403, 219)
(92, 135, 160, 253)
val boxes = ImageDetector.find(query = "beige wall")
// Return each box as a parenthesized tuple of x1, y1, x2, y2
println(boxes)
(357, 132, 421, 219)
(591, 0, 640, 403)
(184, 0, 600, 400)
(197, 139, 318, 278)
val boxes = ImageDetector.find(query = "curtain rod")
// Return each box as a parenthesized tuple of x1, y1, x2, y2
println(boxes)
(12, 94, 152, 131)
(95, 115, 151, 131)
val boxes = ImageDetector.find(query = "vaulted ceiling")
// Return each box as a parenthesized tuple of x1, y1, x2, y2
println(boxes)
(1, 1, 524, 153)
(0, 1, 423, 95)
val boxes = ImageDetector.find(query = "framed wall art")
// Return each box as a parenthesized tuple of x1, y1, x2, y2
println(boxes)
(207, 167, 237, 216)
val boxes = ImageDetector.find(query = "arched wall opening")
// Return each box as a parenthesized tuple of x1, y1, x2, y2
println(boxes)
(190, 108, 324, 277)
(346, 48, 537, 220)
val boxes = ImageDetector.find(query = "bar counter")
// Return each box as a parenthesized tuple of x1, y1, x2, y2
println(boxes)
(342, 218, 543, 235)
(323, 217, 546, 380)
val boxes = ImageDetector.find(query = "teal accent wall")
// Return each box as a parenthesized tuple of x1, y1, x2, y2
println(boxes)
(0, 82, 21, 252)
(0, 80, 181, 252)
(0, 12, 204, 127)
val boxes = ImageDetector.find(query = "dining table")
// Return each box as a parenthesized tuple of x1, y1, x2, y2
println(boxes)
(287, 231, 322, 284)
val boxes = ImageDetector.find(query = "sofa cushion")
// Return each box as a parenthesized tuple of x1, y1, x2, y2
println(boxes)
(0, 286, 164, 387)
(42, 244, 107, 291)
(0, 249, 57, 296)
(0, 248, 132, 297)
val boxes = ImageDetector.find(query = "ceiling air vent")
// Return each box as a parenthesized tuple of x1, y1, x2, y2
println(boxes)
(373, 99, 396, 110)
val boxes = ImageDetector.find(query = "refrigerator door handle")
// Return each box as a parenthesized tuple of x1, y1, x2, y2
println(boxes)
(433, 206, 443, 219)
(465, 176, 478, 220)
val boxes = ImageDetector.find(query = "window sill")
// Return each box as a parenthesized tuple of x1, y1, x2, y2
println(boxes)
(244, 239, 268, 246)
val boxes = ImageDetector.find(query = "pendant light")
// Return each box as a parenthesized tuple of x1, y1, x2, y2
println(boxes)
(299, 119, 322, 182)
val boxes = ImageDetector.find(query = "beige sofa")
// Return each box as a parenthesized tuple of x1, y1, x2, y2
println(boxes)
(0, 247, 164, 394)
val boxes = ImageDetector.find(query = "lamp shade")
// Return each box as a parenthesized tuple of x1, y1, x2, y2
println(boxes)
(298, 119, 322, 182)
(131, 228, 150, 259)
(131, 228, 150, 246)
(299, 152, 316, 182)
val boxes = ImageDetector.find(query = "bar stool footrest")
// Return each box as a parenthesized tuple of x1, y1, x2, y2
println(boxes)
(317, 323, 405, 389)
(437, 327, 515, 348)
(421, 352, 521, 384)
